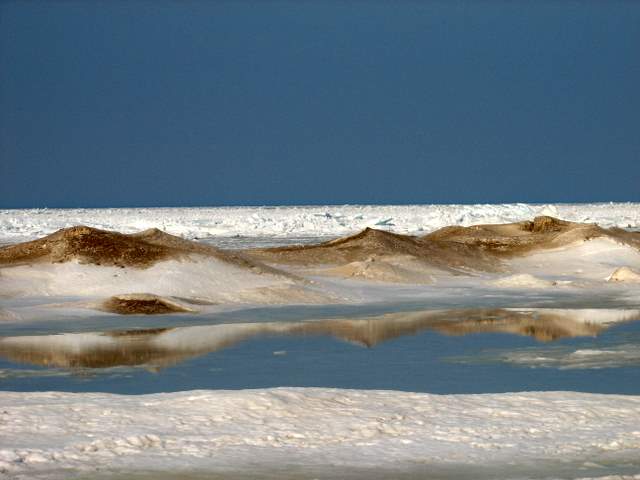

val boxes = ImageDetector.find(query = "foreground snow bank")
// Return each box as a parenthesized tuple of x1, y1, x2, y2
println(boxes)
(1, 388, 640, 478)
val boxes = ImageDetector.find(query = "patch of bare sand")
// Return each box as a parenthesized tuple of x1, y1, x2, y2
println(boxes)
(607, 266, 640, 283)
(100, 294, 197, 315)
(97, 285, 331, 313)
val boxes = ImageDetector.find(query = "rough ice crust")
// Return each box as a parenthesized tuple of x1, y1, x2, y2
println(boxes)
(1, 203, 639, 244)
(1, 388, 640, 478)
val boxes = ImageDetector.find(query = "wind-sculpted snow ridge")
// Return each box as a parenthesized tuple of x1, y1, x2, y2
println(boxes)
(1, 203, 639, 244)
(1, 388, 640, 479)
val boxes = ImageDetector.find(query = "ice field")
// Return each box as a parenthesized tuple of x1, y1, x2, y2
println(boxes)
(2, 203, 639, 246)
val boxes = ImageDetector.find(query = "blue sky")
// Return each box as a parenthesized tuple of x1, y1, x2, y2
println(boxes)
(1, 1, 639, 208)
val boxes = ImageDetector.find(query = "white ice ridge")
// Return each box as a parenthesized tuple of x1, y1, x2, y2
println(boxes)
(1, 203, 639, 243)
(1, 388, 640, 478)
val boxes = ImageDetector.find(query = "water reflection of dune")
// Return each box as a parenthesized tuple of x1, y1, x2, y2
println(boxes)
(292, 309, 618, 346)
(0, 329, 186, 369)
(427, 310, 608, 342)
(1, 309, 636, 370)
(0, 324, 279, 370)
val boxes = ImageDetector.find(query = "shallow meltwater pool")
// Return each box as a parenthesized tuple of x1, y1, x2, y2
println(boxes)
(1, 306, 639, 395)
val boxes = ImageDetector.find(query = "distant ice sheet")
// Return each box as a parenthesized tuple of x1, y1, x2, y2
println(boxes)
(1, 388, 640, 479)
(1, 203, 639, 245)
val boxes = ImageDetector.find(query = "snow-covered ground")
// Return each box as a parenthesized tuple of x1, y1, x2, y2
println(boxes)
(0, 256, 330, 306)
(3, 235, 640, 324)
(2, 204, 640, 479)
(1, 388, 640, 479)
(1, 203, 639, 245)
(2, 203, 640, 316)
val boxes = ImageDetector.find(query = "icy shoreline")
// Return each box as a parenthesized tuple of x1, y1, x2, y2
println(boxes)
(2, 203, 639, 244)
(1, 387, 640, 479)
(2, 207, 640, 479)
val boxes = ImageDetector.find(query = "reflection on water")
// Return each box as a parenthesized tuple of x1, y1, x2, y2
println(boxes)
(1, 308, 639, 395)
(0, 308, 632, 370)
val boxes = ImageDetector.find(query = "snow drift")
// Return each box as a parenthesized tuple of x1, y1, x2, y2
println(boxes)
(1, 388, 639, 479)
(1, 216, 640, 316)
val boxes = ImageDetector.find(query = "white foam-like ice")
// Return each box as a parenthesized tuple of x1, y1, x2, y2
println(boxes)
(1, 203, 639, 244)
(1, 388, 639, 478)
(461, 344, 640, 370)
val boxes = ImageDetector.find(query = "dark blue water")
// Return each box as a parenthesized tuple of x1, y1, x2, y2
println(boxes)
(1, 308, 639, 395)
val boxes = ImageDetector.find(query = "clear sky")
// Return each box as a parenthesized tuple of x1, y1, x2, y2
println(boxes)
(1, 1, 639, 208)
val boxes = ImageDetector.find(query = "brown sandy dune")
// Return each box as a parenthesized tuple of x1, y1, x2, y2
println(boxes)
(248, 216, 640, 277)
(0, 309, 612, 370)
(248, 227, 502, 273)
(100, 294, 197, 315)
(0, 226, 170, 268)
(423, 216, 640, 256)
(0, 225, 291, 279)
(2, 217, 638, 290)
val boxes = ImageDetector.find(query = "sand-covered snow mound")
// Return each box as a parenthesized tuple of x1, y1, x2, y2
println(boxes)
(608, 266, 640, 283)
(2, 217, 640, 314)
